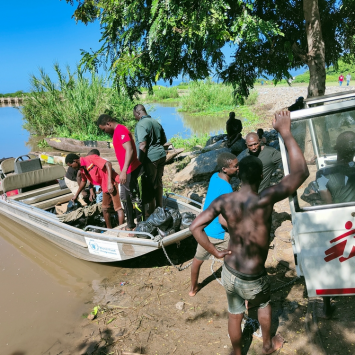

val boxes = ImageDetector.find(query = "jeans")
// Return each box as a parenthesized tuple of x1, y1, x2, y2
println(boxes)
(347, 80, 350, 86)
(340, 81, 343, 86)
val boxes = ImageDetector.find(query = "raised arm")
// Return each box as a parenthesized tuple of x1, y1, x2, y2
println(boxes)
(260, 111, 309, 205)
(189, 197, 231, 259)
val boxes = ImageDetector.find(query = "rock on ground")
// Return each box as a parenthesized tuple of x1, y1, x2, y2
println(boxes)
(173, 147, 231, 183)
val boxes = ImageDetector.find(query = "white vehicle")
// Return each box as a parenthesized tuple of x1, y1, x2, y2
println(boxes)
(280, 92, 355, 298)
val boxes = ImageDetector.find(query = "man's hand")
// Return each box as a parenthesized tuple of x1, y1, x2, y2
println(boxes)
(214, 249, 232, 259)
(107, 181, 114, 194)
(89, 190, 96, 202)
(120, 171, 127, 185)
(272, 111, 291, 136)
(71, 195, 78, 202)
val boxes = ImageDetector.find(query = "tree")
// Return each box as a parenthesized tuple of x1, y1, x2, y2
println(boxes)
(65, 0, 355, 100)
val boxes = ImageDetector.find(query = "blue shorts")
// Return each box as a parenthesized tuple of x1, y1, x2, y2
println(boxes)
(222, 264, 271, 314)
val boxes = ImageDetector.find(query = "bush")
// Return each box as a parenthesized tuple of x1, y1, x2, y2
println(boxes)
(21, 64, 136, 140)
(148, 86, 179, 101)
(180, 79, 235, 114)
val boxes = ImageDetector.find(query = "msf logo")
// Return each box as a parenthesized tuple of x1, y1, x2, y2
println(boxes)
(324, 221, 355, 263)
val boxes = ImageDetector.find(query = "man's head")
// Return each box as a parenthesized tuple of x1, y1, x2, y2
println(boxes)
(334, 131, 355, 161)
(217, 152, 239, 177)
(65, 153, 80, 169)
(87, 149, 100, 156)
(133, 104, 147, 121)
(257, 128, 264, 139)
(246, 132, 262, 155)
(97, 114, 117, 135)
(238, 156, 263, 185)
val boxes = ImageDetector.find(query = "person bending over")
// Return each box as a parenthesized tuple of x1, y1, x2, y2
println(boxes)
(190, 111, 309, 355)
(189, 152, 238, 297)
(65, 153, 125, 228)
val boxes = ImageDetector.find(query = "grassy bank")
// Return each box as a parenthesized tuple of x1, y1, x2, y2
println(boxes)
(22, 64, 136, 141)
(170, 133, 210, 151)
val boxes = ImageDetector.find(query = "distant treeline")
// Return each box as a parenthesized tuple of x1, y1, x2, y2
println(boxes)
(0, 90, 29, 98)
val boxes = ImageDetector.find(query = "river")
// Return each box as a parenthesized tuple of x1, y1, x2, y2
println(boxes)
(0, 103, 226, 354)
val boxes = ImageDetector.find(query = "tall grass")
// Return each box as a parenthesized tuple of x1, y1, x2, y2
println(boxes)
(22, 64, 136, 140)
(180, 80, 236, 114)
(147, 86, 179, 101)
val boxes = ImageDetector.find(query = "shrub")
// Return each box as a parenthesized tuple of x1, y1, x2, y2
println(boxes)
(180, 79, 235, 113)
(21, 64, 136, 140)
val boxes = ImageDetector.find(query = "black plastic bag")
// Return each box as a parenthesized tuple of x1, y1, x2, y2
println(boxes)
(180, 212, 196, 229)
(166, 208, 182, 231)
(146, 207, 173, 231)
(135, 221, 157, 239)
(66, 199, 82, 213)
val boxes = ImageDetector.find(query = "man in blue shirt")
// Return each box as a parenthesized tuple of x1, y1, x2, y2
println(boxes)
(189, 152, 239, 297)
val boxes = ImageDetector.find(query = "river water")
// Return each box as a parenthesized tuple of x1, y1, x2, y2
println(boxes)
(0, 104, 226, 354)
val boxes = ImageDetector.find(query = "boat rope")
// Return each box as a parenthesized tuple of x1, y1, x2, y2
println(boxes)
(160, 240, 193, 271)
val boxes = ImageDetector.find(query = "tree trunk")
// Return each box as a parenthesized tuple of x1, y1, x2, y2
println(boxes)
(303, 0, 326, 98)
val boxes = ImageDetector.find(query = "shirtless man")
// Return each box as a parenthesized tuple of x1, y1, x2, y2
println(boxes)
(190, 111, 309, 355)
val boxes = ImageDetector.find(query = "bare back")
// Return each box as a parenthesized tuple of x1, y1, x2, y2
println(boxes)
(219, 189, 274, 275)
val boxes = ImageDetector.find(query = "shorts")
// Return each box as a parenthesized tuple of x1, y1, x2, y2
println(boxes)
(102, 183, 122, 211)
(195, 233, 230, 261)
(142, 156, 166, 203)
(222, 263, 270, 314)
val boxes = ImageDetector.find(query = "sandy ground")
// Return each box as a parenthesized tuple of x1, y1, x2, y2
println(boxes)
(46, 196, 355, 355)
(43, 170, 355, 355)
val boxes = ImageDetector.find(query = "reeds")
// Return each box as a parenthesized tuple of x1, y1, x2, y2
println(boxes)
(22, 64, 136, 140)
(179, 79, 236, 114)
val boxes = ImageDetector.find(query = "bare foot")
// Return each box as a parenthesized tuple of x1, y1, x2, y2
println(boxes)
(189, 284, 201, 297)
(120, 226, 136, 237)
(262, 334, 284, 354)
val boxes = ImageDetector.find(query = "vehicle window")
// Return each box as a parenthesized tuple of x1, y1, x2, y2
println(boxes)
(291, 110, 355, 209)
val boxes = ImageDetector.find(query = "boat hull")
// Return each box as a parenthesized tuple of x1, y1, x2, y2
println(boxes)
(0, 196, 199, 262)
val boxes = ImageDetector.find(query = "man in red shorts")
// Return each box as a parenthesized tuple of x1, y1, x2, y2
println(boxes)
(97, 114, 144, 232)
(65, 153, 124, 228)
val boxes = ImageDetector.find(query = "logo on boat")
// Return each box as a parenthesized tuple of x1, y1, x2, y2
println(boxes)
(88, 239, 99, 251)
(324, 221, 355, 262)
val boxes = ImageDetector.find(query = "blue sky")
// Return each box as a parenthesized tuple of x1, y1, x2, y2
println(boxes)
(0, 1, 102, 93)
(0, 1, 306, 94)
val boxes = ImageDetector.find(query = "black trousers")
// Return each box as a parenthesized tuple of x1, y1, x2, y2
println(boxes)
(119, 165, 144, 229)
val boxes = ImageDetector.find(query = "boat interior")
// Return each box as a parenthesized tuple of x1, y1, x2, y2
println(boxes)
(1, 157, 200, 237)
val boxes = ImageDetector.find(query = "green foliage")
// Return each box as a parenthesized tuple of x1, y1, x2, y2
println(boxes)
(65, 0, 282, 102)
(293, 60, 355, 83)
(21, 64, 136, 139)
(180, 80, 236, 114)
(65, 0, 355, 101)
(170, 133, 210, 151)
(147, 86, 179, 102)
(0, 90, 28, 98)
(37, 139, 49, 149)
